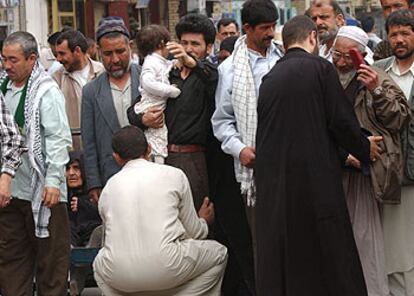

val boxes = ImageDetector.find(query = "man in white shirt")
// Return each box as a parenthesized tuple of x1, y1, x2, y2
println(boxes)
(375, 9, 414, 296)
(93, 125, 227, 296)
(53, 29, 104, 150)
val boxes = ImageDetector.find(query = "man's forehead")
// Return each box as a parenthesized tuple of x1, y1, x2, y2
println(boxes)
(180, 33, 205, 43)
(381, 0, 408, 6)
(389, 24, 414, 32)
(220, 23, 238, 32)
(99, 36, 128, 49)
(310, 4, 335, 17)
(2, 43, 24, 56)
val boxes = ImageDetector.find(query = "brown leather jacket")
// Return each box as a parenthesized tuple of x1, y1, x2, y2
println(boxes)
(53, 58, 104, 150)
(345, 66, 411, 203)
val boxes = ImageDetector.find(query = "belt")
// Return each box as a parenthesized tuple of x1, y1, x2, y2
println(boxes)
(167, 144, 205, 153)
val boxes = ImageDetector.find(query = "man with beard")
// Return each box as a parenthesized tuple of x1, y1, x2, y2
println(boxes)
(81, 17, 141, 203)
(375, 9, 414, 295)
(374, 0, 411, 60)
(255, 15, 383, 296)
(308, 0, 345, 61)
(332, 25, 410, 296)
(53, 30, 104, 150)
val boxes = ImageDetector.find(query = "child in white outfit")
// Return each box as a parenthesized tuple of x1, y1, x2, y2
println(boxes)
(134, 25, 181, 163)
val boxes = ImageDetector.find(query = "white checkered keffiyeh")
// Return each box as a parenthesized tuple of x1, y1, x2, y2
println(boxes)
(1, 62, 57, 238)
(232, 35, 257, 207)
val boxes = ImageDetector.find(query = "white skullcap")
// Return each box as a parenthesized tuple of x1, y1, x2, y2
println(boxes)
(336, 26, 369, 47)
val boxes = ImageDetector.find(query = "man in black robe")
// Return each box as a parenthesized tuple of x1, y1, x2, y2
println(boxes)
(254, 15, 383, 296)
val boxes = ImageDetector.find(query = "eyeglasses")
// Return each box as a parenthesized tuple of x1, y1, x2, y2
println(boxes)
(331, 50, 353, 62)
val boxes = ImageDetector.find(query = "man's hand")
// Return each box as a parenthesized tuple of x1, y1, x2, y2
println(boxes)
(239, 147, 256, 168)
(42, 187, 61, 208)
(357, 64, 379, 92)
(368, 136, 383, 162)
(198, 197, 215, 225)
(0, 173, 12, 208)
(70, 197, 78, 213)
(142, 107, 164, 129)
(166, 41, 197, 69)
(346, 154, 361, 169)
(88, 187, 102, 204)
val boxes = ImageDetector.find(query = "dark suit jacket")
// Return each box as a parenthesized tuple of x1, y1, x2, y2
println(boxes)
(81, 64, 140, 190)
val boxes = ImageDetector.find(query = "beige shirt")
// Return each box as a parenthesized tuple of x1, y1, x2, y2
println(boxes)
(386, 59, 414, 100)
(94, 159, 210, 291)
(110, 77, 131, 128)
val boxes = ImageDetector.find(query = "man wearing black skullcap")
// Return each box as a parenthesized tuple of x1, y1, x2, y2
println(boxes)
(81, 16, 141, 203)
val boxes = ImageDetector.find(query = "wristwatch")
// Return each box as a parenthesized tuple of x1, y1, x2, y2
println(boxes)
(372, 85, 384, 97)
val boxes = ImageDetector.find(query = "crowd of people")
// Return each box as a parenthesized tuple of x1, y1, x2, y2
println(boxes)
(0, 0, 413, 295)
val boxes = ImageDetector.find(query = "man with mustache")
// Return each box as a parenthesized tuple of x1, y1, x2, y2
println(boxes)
(375, 9, 414, 295)
(332, 25, 410, 296)
(53, 30, 104, 150)
(308, 0, 345, 61)
(211, 1, 283, 293)
(81, 17, 141, 203)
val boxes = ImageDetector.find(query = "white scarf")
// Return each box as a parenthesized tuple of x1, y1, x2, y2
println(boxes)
(231, 35, 257, 207)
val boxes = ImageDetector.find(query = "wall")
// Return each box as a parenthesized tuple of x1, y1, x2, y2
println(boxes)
(25, 0, 49, 46)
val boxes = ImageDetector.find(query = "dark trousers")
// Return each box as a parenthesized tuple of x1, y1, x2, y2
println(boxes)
(0, 199, 70, 296)
(166, 151, 209, 211)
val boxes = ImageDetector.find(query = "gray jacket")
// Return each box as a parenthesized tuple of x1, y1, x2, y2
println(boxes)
(375, 56, 414, 184)
(81, 64, 140, 190)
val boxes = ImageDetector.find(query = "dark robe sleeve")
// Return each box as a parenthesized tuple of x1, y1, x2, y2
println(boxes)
(323, 65, 371, 163)
(127, 95, 148, 130)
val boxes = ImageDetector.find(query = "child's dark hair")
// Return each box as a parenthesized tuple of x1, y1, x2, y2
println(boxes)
(136, 25, 171, 57)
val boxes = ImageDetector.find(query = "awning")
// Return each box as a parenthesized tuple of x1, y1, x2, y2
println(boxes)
(136, 0, 150, 9)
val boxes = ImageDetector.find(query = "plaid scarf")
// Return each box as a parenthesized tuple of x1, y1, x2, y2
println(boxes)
(231, 36, 257, 207)
(0, 62, 56, 238)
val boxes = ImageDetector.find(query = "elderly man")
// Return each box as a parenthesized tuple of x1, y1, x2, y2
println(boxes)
(308, 0, 345, 61)
(332, 25, 410, 296)
(54, 30, 104, 150)
(81, 17, 141, 203)
(255, 15, 383, 296)
(375, 9, 414, 295)
(93, 126, 227, 296)
(0, 31, 72, 296)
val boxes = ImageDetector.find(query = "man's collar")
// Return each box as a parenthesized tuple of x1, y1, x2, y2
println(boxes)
(389, 56, 414, 76)
(247, 41, 281, 63)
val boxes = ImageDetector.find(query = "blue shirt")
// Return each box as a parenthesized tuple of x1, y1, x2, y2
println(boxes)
(4, 81, 72, 202)
(211, 41, 283, 159)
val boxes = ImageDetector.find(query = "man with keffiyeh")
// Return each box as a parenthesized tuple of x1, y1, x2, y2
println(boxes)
(0, 31, 72, 296)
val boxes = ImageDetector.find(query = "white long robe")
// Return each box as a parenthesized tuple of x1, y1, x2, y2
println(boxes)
(93, 159, 227, 295)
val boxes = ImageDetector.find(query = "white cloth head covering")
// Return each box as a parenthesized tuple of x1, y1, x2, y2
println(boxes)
(336, 26, 369, 47)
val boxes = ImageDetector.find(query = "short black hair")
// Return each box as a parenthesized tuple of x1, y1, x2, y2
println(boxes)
(136, 25, 170, 57)
(47, 31, 62, 46)
(220, 36, 238, 53)
(360, 16, 375, 33)
(241, 0, 279, 28)
(282, 15, 317, 49)
(56, 30, 88, 53)
(112, 126, 148, 161)
(217, 18, 239, 32)
(386, 9, 414, 34)
(175, 13, 216, 45)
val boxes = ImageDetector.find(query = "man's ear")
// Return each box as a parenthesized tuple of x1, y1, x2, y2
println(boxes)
(336, 14, 345, 27)
(112, 152, 126, 166)
(243, 23, 252, 34)
(206, 43, 213, 55)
